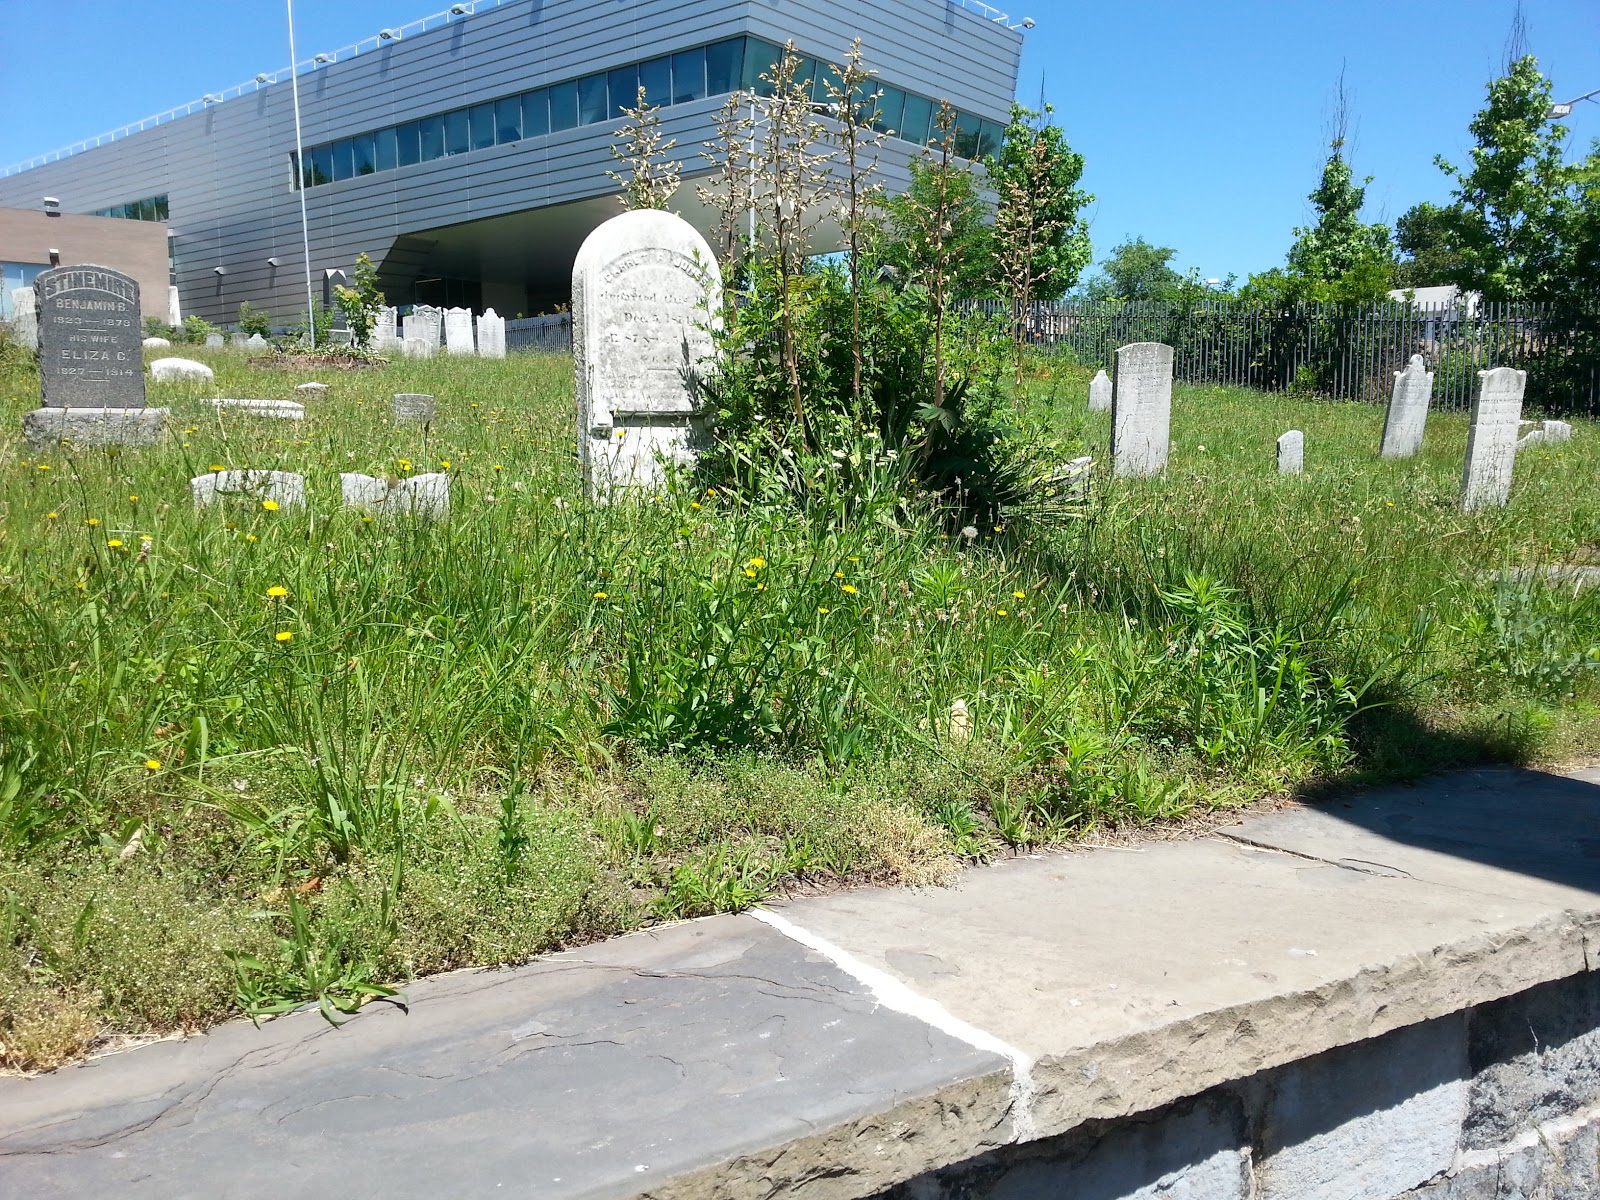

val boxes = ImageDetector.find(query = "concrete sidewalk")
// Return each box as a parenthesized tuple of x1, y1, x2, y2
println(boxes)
(4, 765, 1599, 1199)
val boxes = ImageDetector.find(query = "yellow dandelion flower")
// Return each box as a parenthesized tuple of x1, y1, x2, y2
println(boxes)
(706, 487, 717, 496)
(834, 571, 844, 579)
(46, 511, 58, 520)
(128, 495, 139, 503)
(493, 464, 503, 471)
(593, 591, 608, 599)
(262, 499, 280, 511)
(744, 569, 758, 578)
(690, 501, 702, 510)
(267, 585, 289, 598)
(817, 606, 830, 614)
(245, 534, 258, 543)
(86, 517, 100, 527)
(145, 759, 161, 771)
(37, 464, 50, 471)
(1013, 591, 1026, 600)
(840, 584, 858, 594)
(997, 608, 1008, 616)
(847, 556, 860, 563)
(747, 556, 766, 569)
(275, 631, 294, 643)
(440, 460, 452, 469)
(209, 464, 224, 473)
(756, 583, 767, 592)
(107, 539, 124, 548)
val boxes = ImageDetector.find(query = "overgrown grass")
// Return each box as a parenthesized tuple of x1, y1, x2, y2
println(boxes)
(1, 346, 1595, 1070)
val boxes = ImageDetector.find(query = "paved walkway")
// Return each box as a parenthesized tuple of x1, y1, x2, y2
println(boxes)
(4, 765, 1598, 1199)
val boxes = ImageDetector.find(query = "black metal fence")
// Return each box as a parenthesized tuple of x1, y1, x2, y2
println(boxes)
(505, 314, 572, 353)
(966, 299, 1600, 415)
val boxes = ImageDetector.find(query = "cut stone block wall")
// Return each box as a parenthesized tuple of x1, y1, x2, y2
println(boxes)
(885, 970, 1600, 1200)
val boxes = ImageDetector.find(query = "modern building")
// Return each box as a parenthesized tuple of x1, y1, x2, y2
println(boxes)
(0, 206, 170, 322)
(0, 0, 1025, 328)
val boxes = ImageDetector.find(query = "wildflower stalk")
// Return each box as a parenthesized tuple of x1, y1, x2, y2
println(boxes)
(608, 86, 680, 211)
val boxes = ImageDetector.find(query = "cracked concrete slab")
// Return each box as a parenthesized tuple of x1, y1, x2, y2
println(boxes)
(769, 767, 1600, 1145)
(0, 918, 1010, 1200)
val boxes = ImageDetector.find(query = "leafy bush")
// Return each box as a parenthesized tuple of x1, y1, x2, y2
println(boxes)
(236, 301, 273, 338)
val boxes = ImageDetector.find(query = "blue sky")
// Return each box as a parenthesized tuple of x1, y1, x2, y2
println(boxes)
(3, 0, 1597, 282)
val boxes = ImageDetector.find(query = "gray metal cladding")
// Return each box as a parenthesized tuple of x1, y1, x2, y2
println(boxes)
(0, 0, 1021, 324)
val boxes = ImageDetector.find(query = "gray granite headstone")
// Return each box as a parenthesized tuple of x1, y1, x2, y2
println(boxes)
(1277, 430, 1304, 474)
(477, 308, 506, 359)
(1380, 355, 1434, 459)
(1460, 367, 1526, 511)
(1110, 342, 1173, 478)
(35, 264, 145, 408)
(191, 469, 306, 510)
(393, 393, 436, 423)
(10, 287, 39, 351)
(1088, 368, 1112, 412)
(573, 209, 721, 496)
(444, 307, 475, 355)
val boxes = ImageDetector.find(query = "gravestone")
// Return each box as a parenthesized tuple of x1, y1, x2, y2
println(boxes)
(1277, 430, 1304, 474)
(340, 472, 450, 517)
(22, 264, 167, 446)
(1087, 368, 1112, 412)
(393, 393, 436, 423)
(209, 398, 305, 420)
(1380, 355, 1434, 459)
(372, 306, 399, 351)
(401, 337, 434, 360)
(245, 333, 270, 351)
(295, 382, 329, 397)
(1110, 342, 1174, 478)
(230, 332, 248, 349)
(167, 285, 182, 328)
(477, 308, 506, 359)
(142, 337, 171, 349)
(150, 357, 214, 383)
(573, 209, 722, 495)
(328, 329, 354, 347)
(191, 469, 306, 510)
(10, 287, 38, 350)
(1049, 455, 1094, 502)
(444, 307, 475, 355)
(1517, 419, 1572, 449)
(403, 306, 442, 352)
(1460, 367, 1526, 511)
(205, 333, 225, 349)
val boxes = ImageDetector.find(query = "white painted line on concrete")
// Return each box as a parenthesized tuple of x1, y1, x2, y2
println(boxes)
(752, 906, 1038, 1141)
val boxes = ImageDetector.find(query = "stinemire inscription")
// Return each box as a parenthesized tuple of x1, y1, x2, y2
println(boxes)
(36, 264, 145, 409)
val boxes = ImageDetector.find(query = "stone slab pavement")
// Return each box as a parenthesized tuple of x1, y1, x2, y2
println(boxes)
(3, 766, 1598, 1199)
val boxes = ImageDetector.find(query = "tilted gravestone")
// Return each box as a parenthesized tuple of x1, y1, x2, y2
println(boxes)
(22, 264, 168, 447)
(1087, 368, 1112, 412)
(393, 393, 436, 424)
(1380, 355, 1434, 459)
(1278, 430, 1304, 474)
(340, 472, 450, 518)
(1517, 419, 1572, 449)
(477, 308, 506, 359)
(444, 307, 475, 355)
(573, 209, 721, 496)
(1110, 342, 1174, 478)
(191, 469, 306, 510)
(11, 287, 39, 350)
(1460, 367, 1527, 511)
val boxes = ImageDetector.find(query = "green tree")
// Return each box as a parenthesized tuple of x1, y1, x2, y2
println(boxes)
(1431, 55, 1574, 301)
(1084, 238, 1189, 302)
(984, 102, 1093, 302)
(332, 253, 385, 348)
(1391, 201, 1470, 290)
(885, 131, 994, 305)
(1280, 138, 1394, 301)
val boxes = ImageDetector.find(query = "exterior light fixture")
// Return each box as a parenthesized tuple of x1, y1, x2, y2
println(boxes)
(42, 196, 60, 216)
(48, 249, 61, 266)
(1009, 16, 1035, 29)
(314, 53, 333, 65)
(450, 4, 469, 14)
(379, 28, 402, 40)
(1547, 87, 1599, 119)
(255, 73, 271, 83)
(202, 94, 222, 104)
(266, 257, 281, 267)
(213, 266, 228, 276)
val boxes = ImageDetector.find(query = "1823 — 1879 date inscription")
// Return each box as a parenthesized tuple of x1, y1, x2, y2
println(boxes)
(35, 264, 147, 409)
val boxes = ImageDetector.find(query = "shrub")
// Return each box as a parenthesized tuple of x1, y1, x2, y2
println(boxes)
(237, 301, 273, 338)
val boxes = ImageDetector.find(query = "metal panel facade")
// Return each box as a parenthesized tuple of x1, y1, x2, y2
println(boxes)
(0, 0, 1021, 325)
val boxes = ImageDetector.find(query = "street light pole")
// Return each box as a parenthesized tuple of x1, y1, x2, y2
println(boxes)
(1548, 87, 1600, 120)
(287, 0, 317, 345)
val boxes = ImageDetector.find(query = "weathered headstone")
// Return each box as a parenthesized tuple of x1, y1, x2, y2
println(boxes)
(1517, 419, 1572, 449)
(1110, 342, 1174, 478)
(573, 209, 722, 495)
(230, 332, 248, 349)
(294, 382, 329, 397)
(142, 337, 171, 349)
(341, 472, 450, 518)
(1380, 355, 1434, 459)
(1460, 367, 1526, 511)
(167, 285, 182, 328)
(477, 308, 506, 359)
(1278, 430, 1304, 474)
(205, 333, 225, 349)
(1048, 455, 1094, 502)
(328, 329, 354, 347)
(372, 306, 399, 351)
(401, 337, 434, 360)
(245, 333, 270, 351)
(444, 307, 475, 355)
(10, 287, 38, 351)
(191, 469, 306, 510)
(403, 306, 442, 351)
(150, 357, 214, 383)
(393, 393, 436, 423)
(209, 398, 305, 420)
(35, 264, 145, 408)
(1087, 368, 1112, 412)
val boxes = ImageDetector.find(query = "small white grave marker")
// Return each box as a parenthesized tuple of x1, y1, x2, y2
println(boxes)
(1277, 430, 1304, 474)
(1110, 342, 1174, 478)
(1460, 367, 1526, 511)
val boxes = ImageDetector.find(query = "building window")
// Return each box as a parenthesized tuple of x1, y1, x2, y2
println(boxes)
(1, 262, 46, 318)
(289, 37, 1005, 190)
(92, 194, 170, 221)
